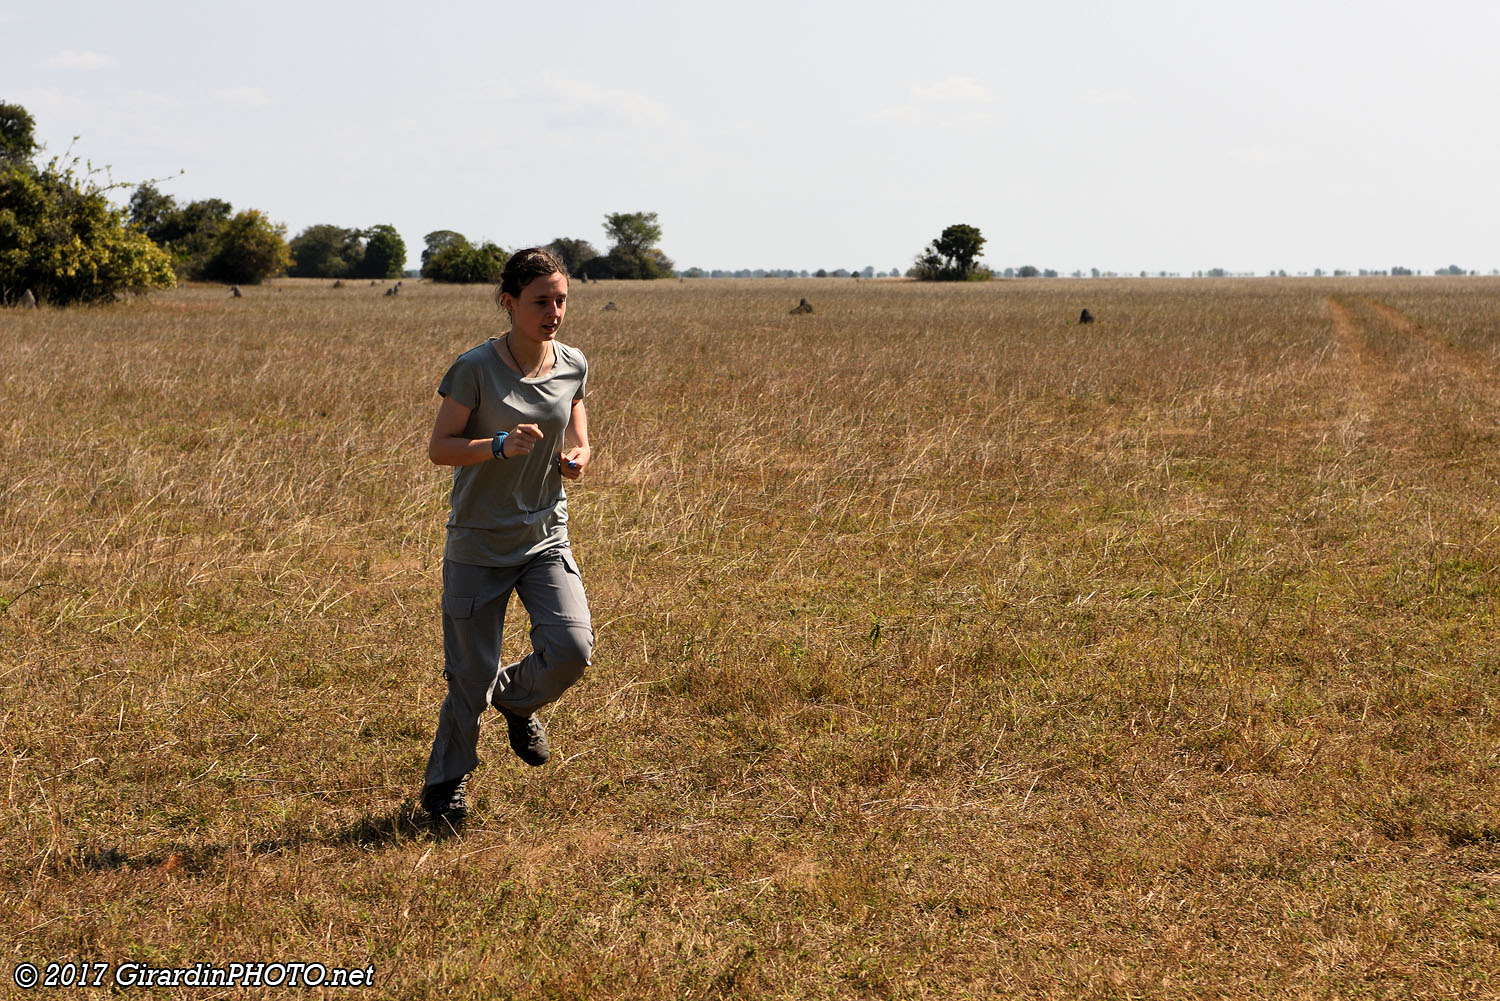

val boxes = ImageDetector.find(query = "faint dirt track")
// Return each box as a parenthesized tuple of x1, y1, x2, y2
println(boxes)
(1362, 297, 1493, 382)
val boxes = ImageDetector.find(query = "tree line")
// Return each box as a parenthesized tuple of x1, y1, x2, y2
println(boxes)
(0, 98, 998, 305)
(0, 103, 681, 306)
(419, 213, 673, 284)
(8, 102, 1480, 307)
(126, 182, 294, 285)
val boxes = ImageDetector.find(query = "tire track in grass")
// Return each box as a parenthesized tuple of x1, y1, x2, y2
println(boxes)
(1325, 296, 1381, 415)
(1360, 297, 1494, 388)
(1321, 294, 1420, 470)
(1353, 298, 1500, 495)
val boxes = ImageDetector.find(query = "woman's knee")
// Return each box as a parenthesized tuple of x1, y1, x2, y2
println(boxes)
(543, 624, 593, 684)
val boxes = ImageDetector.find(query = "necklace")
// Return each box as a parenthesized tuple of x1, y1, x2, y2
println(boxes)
(504, 333, 550, 378)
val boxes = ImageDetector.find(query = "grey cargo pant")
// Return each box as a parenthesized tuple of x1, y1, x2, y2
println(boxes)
(422, 547, 593, 791)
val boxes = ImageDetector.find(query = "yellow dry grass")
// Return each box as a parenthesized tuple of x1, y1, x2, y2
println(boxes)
(2, 276, 1498, 999)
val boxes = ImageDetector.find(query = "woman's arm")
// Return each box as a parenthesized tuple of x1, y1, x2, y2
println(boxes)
(428, 396, 542, 466)
(560, 399, 591, 480)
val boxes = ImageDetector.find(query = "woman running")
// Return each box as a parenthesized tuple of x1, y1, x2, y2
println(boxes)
(420, 247, 593, 826)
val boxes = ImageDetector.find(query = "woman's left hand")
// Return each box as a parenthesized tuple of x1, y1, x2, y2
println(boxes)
(559, 446, 592, 480)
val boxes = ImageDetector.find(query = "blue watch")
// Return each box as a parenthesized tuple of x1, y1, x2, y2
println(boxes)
(492, 431, 508, 459)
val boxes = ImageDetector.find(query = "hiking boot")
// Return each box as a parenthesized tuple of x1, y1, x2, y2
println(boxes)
(500, 707, 550, 767)
(421, 773, 468, 825)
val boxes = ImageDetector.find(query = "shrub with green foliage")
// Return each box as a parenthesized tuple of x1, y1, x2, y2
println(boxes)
(420, 230, 464, 275)
(200, 210, 290, 285)
(0, 108, 174, 306)
(288, 224, 364, 278)
(546, 237, 598, 276)
(286, 223, 405, 280)
(422, 232, 507, 283)
(128, 183, 291, 284)
(128, 185, 232, 279)
(584, 246, 675, 280)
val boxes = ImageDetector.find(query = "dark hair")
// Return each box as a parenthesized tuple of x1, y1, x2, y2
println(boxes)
(496, 247, 568, 305)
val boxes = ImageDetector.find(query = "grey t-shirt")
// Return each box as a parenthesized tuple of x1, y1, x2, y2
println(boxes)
(437, 338, 588, 567)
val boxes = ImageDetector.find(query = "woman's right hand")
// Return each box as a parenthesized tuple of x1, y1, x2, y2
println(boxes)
(500, 423, 544, 459)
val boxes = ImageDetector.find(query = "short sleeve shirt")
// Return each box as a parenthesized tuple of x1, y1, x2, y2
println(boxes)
(438, 339, 588, 567)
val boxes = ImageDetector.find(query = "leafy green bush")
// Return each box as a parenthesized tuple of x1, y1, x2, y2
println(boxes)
(0, 139, 174, 305)
(200, 210, 290, 285)
(128, 184, 232, 279)
(288, 224, 364, 278)
(423, 234, 507, 283)
(545, 237, 598, 276)
(584, 246, 675, 280)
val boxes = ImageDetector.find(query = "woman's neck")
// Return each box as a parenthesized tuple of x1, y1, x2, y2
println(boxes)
(505, 331, 549, 373)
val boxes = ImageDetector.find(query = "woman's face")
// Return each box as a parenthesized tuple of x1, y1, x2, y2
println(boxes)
(503, 272, 568, 345)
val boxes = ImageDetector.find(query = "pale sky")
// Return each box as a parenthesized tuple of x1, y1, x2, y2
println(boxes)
(6, 0, 1497, 275)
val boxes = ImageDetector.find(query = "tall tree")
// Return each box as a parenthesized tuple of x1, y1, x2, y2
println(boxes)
(127, 182, 177, 239)
(421, 230, 466, 275)
(933, 224, 984, 275)
(360, 224, 406, 279)
(128, 184, 233, 279)
(594, 212, 673, 279)
(604, 212, 662, 254)
(167, 198, 233, 277)
(0, 103, 37, 165)
(288, 224, 364, 278)
(910, 223, 988, 281)
(546, 237, 598, 275)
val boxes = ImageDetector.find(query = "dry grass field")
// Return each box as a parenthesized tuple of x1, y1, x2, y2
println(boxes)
(3, 275, 1499, 999)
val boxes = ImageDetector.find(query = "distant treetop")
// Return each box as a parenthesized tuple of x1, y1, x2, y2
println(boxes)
(585, 211, 673, 280)
(910, 224, 989, 281)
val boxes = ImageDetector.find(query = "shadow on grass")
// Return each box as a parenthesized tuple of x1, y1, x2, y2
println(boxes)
(68, 800, 460, 874)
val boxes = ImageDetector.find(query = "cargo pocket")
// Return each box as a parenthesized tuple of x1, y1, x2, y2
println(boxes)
(442, 594, 476, 620)
(554, 549, 592, 626)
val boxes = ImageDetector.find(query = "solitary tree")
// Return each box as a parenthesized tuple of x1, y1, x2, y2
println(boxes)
(589, 212, 673, 279)
(604, 212, 661, 254)
(910, 223, 988, 281)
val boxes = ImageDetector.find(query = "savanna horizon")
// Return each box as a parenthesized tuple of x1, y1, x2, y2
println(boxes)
(3, 276, 1497, 998)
